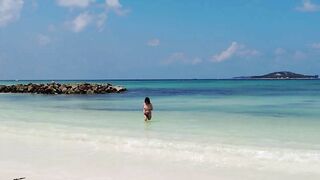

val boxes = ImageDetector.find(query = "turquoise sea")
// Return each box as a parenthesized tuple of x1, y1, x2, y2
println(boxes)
(1, 80, 320, 180)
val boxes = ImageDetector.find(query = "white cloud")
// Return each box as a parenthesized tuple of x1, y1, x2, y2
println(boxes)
(37, 34, 51, 46)
(274, 48, 287, 56)
(105, 0, 128, 15)
(59, 0, 127, 33)
(293, 51, 307, 60)
(311, 43, 320, 49)
(164, 52, 202, 65)
(106, 0, 121, 9)
(211, 42, 260, 62)
(67, 12, 109, 32)
(147, 38, 160, 47)
(0, 0, 24, 27)
(57, 0, 127, 33)
(296, 0, 320, 12)
(68, 12, 92, 32)
(212, 42, 240, 62)
(191, 57, 202, 65)
(274, 48, 310, 60)
(57, 0, 93, 8)
(66, 12, 111, 33)
(164, 52, 186, 64)
(238, 49, 260, 57)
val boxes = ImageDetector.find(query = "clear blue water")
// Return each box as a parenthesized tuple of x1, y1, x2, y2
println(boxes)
(1, 79, 320, 180)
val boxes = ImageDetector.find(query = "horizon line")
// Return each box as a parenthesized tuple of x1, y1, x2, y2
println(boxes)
(0, 78, 319, 81)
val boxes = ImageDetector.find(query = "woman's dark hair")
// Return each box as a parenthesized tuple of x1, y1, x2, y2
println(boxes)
(145, 97, 151, 104)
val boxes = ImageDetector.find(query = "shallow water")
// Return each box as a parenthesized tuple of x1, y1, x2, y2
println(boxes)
(0, 79, 320, 180)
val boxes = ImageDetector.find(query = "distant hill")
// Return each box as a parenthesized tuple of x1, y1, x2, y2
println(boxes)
(235, 71, 319, 79)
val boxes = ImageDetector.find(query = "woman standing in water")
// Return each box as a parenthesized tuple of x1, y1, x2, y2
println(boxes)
(143, 97, 153, 121)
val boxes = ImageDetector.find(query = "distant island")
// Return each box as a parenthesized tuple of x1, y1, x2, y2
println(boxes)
(235, 71, 319, 79)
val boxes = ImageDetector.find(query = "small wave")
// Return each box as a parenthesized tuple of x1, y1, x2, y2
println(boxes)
(1, 124, 320, 173)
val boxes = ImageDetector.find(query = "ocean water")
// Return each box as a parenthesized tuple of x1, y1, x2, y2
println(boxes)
(0, 79, 320, 180)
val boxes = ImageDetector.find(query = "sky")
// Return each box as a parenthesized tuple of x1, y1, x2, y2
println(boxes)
(0, 0, 320, 79)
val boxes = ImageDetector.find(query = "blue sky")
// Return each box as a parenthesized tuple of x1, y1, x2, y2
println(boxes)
(0, 0, 320, 79)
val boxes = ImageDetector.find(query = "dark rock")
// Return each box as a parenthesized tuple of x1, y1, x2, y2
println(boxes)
(0, 83, 127, 95)
(27, 85, 34, 92)
(0, 85, 5, 92)
(86, 89, 94, 94)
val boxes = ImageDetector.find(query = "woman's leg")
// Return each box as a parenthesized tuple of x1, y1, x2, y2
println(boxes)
(144, 113, 148, 121)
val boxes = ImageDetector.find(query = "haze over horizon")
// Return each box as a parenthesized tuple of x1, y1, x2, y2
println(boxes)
(1, 0, 320, 79)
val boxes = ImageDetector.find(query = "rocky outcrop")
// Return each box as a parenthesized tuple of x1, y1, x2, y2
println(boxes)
(0, 82, 127, 95)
